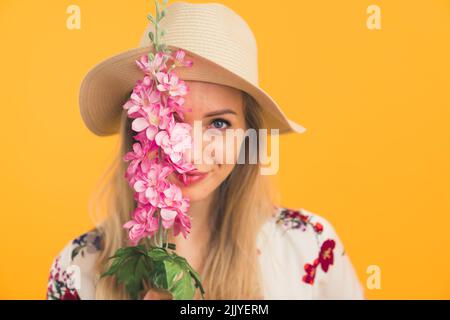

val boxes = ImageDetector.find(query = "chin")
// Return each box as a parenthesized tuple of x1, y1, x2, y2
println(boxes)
(178, 186, 213, 203)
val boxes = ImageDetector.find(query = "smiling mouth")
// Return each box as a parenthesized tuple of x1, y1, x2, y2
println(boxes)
(175, 170, 210, 187)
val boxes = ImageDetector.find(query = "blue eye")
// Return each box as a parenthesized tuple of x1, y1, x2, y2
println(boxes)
(210, 118, 231, 129)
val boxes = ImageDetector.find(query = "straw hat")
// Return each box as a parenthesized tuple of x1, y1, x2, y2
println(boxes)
(79, 1, 307, 136)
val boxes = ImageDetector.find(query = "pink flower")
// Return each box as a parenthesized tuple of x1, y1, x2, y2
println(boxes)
(128, 94, 174, 140)
(160, 206, 191, 239)
(160, 209, 178, 229)
(133, 159, 173, 207)
(124, 79, 161, 118)
(161, 183, 183, 207)
(173, 209, 191, 238)
(136, 52, 167, 75)
(132, 117, 159, 141)
(161, 205, 191, 239)
(156, 71, 188, 97)
(131, 106, 166, 141)
(155, 120, 193, 163)
(171, 49, 193, 68)
(123, 205, 159, 245)
(154, 103, 173, 130)
(166, 95, 191, 122)
(159, 184, 191, 238)
(124, 142, 151, 183)
(165, 155, 196, 175)
(120, 47, 196, 247)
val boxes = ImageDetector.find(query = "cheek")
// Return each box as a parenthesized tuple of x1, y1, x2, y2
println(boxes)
(204, 133, 246, 165)
(214, 163, 235, 180)
(179, 164, 235, 202)
(204, 162, 235, 190)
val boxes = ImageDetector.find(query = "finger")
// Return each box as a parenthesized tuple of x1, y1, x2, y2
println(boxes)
(143, 288, 173, 300)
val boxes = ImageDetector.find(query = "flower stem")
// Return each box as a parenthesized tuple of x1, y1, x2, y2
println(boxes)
(163, 229, 168, 249)
(154, 0, 160, 50)
(157, 213, 163, 247)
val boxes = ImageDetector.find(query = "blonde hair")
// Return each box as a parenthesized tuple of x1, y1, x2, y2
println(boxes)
(91, 91, 276, 299)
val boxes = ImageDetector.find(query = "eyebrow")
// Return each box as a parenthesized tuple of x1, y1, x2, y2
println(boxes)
(203, 108, 237, 118)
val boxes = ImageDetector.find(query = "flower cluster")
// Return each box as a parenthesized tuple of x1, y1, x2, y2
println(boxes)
(302, 239, 336, 285)
(275, 208, 323, 233)
(275, 208, 336, 285)
(100, 1, 206, 300)
(47, 256, 81, 300)
(122, 49, 197, 245)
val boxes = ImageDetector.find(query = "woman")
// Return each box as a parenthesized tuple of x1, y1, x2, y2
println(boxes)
(46, 1, 364, 300)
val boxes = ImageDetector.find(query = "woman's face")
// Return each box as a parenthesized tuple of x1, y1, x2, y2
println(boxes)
(167, 80, 247, 202)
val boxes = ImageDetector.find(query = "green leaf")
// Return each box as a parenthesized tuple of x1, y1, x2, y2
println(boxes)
(174, 255, 206, 298)
(147, 14, 155, 24)
(148, 31, 154, 42)
(171, 269, 195, 300)
(155, 0, 161, 22)
(189, 270, 206, 298)
(101, 246, 152, 300)
(102, 244, 205, 300)
(147, 247, 169, 261)
(168, 254, 198, 299)
(147, 253, 197, 300)
(163, 259, 182, 289)
(100, 255, 125, 277)
(151, 260, 169, 289)
(122, 255, 151, 299)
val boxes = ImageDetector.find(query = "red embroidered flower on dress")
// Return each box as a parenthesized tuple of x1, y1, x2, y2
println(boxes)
(275, 208, 310, 231)
(274, 207, 339, 286)
(313, 222, 323, 234)
(318, 239, 336, 272)
(61, 288, 81, 300)
(46, 256, 81, 300)
(301, 239, 336, 285)
(302, 258, 319, 285)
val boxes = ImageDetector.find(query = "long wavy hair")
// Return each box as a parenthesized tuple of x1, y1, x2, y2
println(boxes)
(91, 90, 277, 299)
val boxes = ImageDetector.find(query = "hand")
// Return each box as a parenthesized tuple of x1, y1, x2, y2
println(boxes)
(142, 288, 173, 300)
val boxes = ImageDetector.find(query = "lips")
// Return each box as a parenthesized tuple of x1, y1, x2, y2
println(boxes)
(175, 170, 209, 187)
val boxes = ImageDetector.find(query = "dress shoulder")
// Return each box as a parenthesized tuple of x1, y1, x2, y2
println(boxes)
(46, 229, 103, 300)
(257, 206, 365, 299)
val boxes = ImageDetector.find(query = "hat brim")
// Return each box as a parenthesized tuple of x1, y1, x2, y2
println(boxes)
(79, 45, 307, 136)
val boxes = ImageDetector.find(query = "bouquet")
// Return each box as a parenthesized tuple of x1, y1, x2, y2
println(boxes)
(101, 0, 205, 300)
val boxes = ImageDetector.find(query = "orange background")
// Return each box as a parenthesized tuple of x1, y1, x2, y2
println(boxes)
(0, 0, 449, 299)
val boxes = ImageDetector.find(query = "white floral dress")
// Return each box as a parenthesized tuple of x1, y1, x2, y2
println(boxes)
(46, 207, 365, 300)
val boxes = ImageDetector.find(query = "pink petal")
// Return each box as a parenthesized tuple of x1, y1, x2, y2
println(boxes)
(146, 126, 158, 140)
(160, 208, 177, 221)
(132, 117, 149, 132)
(134, 180, 146, 192)
(123, 220, 136, 229)
(155, 131, 168, 146)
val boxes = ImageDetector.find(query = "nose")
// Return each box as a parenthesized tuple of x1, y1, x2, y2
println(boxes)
(182, 120, 219, 169)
